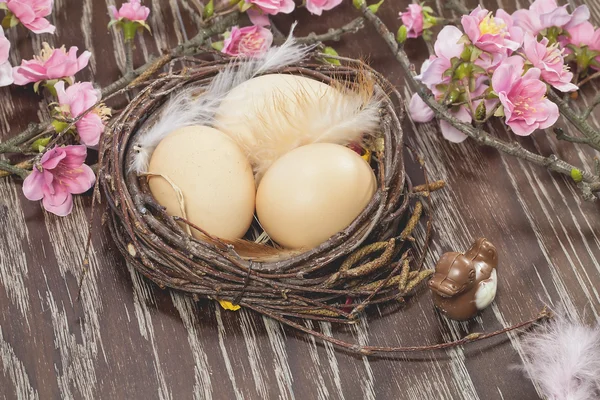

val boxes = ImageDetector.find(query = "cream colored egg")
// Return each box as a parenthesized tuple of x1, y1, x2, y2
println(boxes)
(148, 125, 255, 241)
(256, 143, 377, 250)
(214, 74, 337, 147)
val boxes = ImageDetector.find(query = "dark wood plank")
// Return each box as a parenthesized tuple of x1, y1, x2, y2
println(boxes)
(1, 1, 599, 399)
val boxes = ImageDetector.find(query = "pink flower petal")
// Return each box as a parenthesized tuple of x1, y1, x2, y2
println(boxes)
(440, 106, 471, 143)
(42, 191, 73, 216)
(76, 113, 105, 147)
(22, 170, 45, 201)
(409, 93, 434, 123)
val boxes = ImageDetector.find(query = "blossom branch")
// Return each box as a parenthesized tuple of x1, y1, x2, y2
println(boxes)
(0, 160, 30, 179)
(283, 17, 365, 45)
(582, 92, 600, 121)
(547, 90, 600, 151)
(577, 71, 600, 88)
(358, 4, 600, 199)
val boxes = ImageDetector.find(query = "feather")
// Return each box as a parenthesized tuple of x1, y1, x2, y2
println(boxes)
(130, 32, 315, 173)
(216, 69, 382, 181)
(520, 308, 600, 400)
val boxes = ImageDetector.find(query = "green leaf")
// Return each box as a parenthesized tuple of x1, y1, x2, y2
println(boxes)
(470, 47, 483, 62)
(571, 168, 583, 183)
(367, 0, 385, 13)
(31, 136, 52, 153)
(458, 34, 471, 45)
(396, 25, 408, 44)
(422, 6, 434, 13)
(239, 0, 252, 12)
(460, 46, 473, 62)
(322, 47, 341, 65)
(203, 0, 214, 19)
(353, 0, 366, 9)
(43, 80, 59, 97)
(454, 63, 472, 80)
(422, 14, 437, 30)
(51, 119, 70, 134)
(211, 40, 224, 51)
(494, 105, 504, 117)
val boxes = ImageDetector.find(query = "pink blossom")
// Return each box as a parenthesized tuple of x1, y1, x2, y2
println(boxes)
(418, 26, 464, 93)
(563, 21, 600, 48)
(222, 25, 273, 57)
(245, 0, 294, 17)
(55, 81, 109, 147)
(22, 145, 96, 216)
(0, 27, 12, 86)
(409, 93, 434, 123)
(109, 0, 150, 22)
(306, 0, 341, 16)
(561, 22, 600, 70)
(461, 6, 522, 54)
(413, 51, 494, 143)
(0, 0, 55, 34)
(247, 9, 270, 26)
(400, 4, 424, 39)
(522, 33, 577, 92)
(492, 56, 559, 136)
(12, 43, 91, 86)
(512, 0, 589, 36)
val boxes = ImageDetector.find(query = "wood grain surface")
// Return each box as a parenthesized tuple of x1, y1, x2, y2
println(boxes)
(1, 1, 599, 399)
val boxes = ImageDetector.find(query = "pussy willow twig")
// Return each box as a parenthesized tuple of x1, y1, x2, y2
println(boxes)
(358, 4, 600, 200)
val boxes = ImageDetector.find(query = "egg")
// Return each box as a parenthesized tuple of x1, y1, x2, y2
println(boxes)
(256, 143, 377, 249)
(148, 125, 255, 241)
(214, 74, 338, 147)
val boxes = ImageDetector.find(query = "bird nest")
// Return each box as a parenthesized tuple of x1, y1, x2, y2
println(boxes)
(99, 52, 436, 342)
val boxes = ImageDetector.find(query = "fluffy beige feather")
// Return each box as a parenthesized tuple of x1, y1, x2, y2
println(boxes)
(216, 71, 382, 181)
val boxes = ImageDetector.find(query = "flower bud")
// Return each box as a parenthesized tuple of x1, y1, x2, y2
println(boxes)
(203, 0, 214, 19)
(368, 0, 385, 13)
(31, 136, 52, 153)
(397, 25, 408, 44)
(323, 47, 341, 65)
(571, 168, 583, 183)
(447, 88, 461, 104)
(475, 101, 487, 121)
(353, 0, 366, 9)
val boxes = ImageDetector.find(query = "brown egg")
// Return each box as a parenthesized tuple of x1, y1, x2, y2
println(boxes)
(148, 126, 255, 241)
(256, 143, 377, 249)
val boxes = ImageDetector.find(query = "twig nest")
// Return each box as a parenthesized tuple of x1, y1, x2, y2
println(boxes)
(147, 125, 255, 240)
(101, 50, 417, 327)
(256, 143, 377, 249)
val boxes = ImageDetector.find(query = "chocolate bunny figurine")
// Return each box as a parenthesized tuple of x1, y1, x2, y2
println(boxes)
(428, 238, 498, 321)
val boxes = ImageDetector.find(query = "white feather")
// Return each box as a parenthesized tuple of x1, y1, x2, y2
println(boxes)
(130, 32, 315, 173)
(520, 309, 600, 400)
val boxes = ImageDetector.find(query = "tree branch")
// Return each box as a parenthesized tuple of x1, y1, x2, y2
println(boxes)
(547, 90, 600, 151)
(0, 160, 30, 179)
(358, 4, 600, 198)
(283, 17, 365, 45)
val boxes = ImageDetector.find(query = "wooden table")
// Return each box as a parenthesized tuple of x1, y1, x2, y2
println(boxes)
(1, 1, 599, 399)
